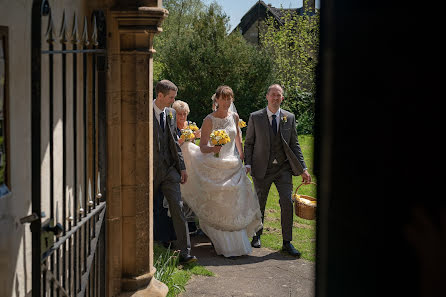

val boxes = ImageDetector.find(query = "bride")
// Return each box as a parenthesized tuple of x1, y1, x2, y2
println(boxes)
(179, 85, 262, 257)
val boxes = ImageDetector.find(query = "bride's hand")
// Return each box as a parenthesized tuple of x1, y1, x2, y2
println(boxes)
(239, 151, 244, 161)
(213, 145, 222, 154)
(194, 129, 201, 139)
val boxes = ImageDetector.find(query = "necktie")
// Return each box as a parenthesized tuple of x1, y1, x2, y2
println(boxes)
(160, 111, 165, 132)
(271, 114, 277, 135)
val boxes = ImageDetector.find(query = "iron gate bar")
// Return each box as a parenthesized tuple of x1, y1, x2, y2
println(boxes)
(91, 35, 97, 297)
(32, 1, 106, 295)
(42, 49, 106, 54)
(82, 34, 88, 284)
(61, 10, 71, 295)
(42, 202, 106, 261)
(42, 262, 70, 297)
(44, 9, 56, 297)
(78, 205, 106, 297)
(72, 20, 79, 296)
(31, 1, 44, 296)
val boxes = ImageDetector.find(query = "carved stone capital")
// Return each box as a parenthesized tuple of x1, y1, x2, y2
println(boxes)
(111, 8, 168, 35)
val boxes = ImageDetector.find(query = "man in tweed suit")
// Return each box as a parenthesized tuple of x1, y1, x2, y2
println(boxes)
(244, 84, 312, 257)
(153, 80, 196, 263)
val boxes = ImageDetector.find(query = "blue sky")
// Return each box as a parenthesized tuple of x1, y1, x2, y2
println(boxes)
(202, 0, 320, 31)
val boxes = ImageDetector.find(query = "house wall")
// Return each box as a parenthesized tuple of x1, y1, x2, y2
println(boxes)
(243, 19, 260, 45)
(0, 1, 95, 296)
(0, 1, 35, 296)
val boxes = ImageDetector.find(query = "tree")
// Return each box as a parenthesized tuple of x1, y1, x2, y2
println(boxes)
(154, 1, 274, 125)
(261, 1, 320, 134)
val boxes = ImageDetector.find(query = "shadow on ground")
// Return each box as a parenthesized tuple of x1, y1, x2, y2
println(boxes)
(180, 234, 315, 297)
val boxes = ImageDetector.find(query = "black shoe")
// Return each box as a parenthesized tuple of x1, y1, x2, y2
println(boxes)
(282, 242, 301, 258)
(179, 254, 198, 264)
(251, 236, 261, 248)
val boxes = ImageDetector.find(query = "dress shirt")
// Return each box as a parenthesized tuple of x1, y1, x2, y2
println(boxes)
(153, 100, 166, 130)
(266, 107, 281, 134)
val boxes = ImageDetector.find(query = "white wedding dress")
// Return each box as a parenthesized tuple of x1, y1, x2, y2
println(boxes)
(180, 112, 262, 257)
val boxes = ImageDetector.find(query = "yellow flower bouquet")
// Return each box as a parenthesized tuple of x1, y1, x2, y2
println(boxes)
(180, 128, 196, 142)
(238, 119, 247, 128)
(209, 129, 230, 157)
(187, 121, 199, 131)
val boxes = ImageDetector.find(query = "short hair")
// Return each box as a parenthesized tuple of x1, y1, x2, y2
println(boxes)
(172, 100, 190, 114)
(215, 85, 234, 100)
(155, 80, 178, 96)
(267, 84, 284, 94)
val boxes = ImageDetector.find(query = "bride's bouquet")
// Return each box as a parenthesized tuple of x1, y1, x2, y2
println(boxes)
(209, 129, 230, 157)
(180, 128, 196, 142)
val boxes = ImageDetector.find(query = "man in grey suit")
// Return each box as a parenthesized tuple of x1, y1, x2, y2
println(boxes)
(153, 80, 196, 263)
(244, 84, 312, 257)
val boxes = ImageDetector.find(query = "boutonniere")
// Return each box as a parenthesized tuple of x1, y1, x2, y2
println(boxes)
(168, 111, 174, 121)
(281, 115, 287, 123)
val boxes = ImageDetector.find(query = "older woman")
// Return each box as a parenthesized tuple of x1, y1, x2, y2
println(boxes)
(169, 100, 202, 235)
(172, 100, 201, 144)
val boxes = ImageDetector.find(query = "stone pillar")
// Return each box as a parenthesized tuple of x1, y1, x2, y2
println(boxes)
(106, 2, 168, 296)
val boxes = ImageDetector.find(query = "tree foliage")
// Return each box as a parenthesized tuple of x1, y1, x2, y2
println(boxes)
(261, 1, 320, 134)
(154, 0, 275, 125)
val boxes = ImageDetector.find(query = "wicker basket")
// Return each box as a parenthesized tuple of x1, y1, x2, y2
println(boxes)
(292, 182, 317, 220)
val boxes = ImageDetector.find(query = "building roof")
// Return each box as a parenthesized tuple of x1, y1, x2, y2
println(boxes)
(234, 1, 316, 35)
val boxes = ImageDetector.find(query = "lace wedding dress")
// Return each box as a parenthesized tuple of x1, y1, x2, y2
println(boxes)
(180, 112, 262, 257)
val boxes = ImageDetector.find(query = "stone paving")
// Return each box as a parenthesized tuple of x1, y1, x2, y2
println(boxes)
(179, 235, 315, 297)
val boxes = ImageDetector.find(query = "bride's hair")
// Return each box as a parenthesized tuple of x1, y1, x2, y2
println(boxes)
(215, 85, 234, 100)
(212, 86, 235, 111)
(211, 93, 217, 111)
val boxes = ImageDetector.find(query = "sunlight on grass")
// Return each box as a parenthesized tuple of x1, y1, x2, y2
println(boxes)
(154, 243, 214, 297)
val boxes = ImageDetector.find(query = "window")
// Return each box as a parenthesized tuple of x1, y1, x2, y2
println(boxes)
(0, 26, 9, 196)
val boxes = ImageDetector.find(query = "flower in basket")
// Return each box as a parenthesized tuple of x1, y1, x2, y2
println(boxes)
(293, 194, 316, 206)
(238, 119, 247, 128)
(180, 128, 195, 142)
(209, 129, 230, 157)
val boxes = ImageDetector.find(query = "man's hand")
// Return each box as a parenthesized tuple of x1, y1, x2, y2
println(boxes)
(301, 169, 312, 184)
(180, 170, 188, 184)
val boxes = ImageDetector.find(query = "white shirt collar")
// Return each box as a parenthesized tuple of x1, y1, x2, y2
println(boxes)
(153, 99, 166, 116)
(266, 107, 281, 118)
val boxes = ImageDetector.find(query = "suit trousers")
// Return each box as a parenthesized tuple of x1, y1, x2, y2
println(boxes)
(252, 163, 294, 242)
(153, 163, 191, 256)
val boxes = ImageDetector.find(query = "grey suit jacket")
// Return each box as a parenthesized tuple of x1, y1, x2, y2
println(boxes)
(153, 107, 186, 181)
(244, 108, 306, 180)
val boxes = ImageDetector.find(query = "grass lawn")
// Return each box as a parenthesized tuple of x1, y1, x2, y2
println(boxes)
(153, 243, 214, 297)
(252, 134, 317, 261)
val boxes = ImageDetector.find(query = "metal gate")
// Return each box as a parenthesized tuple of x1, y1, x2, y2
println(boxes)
(26, 1, 107, 296)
